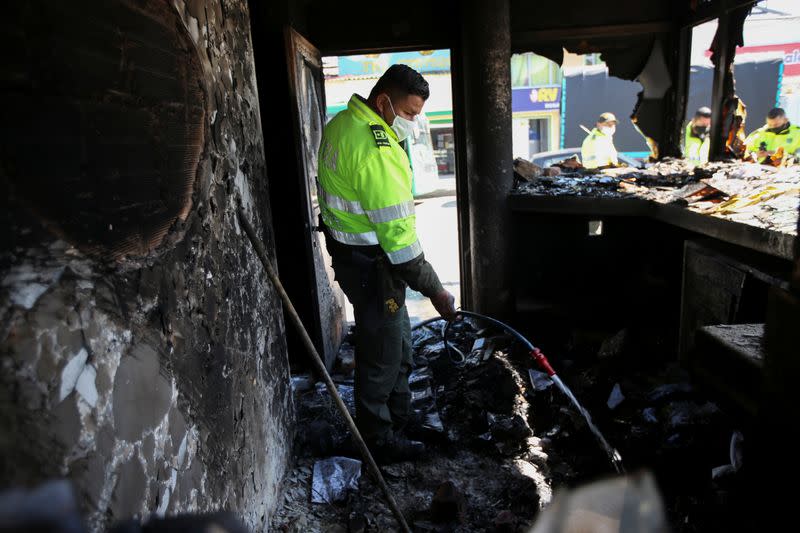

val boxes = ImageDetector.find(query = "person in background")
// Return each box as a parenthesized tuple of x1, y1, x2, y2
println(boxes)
(581, 112, 619, 169)
(684, 106, 711, 164)
(745, 107, 800, 165)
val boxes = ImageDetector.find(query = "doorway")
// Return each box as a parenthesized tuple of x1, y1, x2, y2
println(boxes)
(528, 117, 550, 155)
(321, 49, 462, 324)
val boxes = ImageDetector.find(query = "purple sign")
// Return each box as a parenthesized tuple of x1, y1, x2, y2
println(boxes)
(512, 86, 561, 112)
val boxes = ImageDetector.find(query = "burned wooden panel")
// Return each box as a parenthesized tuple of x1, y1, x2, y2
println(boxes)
(694, 323, 764, 415)
(679, 241, 748, 361)
(0, 0, 205, 260)
(285, 28, 345, 370)
(678, 238, 790, 363)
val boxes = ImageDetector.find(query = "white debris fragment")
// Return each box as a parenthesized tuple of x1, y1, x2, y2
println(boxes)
(75, 364, 98, 407)
(2, 265, 65, 310)
(311, 456, 361, 504)
(59, 348, 89, 402)
(234, 167, 254, 214)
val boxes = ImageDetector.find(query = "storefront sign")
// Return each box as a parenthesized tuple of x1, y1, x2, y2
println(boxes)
(705, 43, 800, 77)
(740, 43, 800, 77)
(512, 86, 561, 112)
(337, 50, 451, 76)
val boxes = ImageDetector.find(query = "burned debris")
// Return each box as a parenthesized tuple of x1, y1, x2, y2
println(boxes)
(271, 311, 750, 532)
(513, 158, 800, 235)
(273, 322, 545, 531)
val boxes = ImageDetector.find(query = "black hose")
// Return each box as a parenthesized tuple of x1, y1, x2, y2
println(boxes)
(412, 316, 464, 364)
(447, 310, 535, 351)
(411, 316, 446, 330)
(441, 320, 466, 365)
(412, 311, 537, 363)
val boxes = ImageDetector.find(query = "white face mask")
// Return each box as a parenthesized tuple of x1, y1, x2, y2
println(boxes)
(387, 98, 416, 142)
(600, 125, 616, 136)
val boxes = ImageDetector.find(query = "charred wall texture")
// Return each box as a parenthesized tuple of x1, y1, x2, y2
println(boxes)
(0, 0, 293, 530)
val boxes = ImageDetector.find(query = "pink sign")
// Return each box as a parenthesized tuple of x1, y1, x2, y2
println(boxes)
(707, 43, 800, 77)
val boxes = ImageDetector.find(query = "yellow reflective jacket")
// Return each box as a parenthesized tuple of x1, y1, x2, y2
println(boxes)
(745, 123, 800, 163)
(318, 94, 421, 264)
(581, 128, 618, 169)
(317, 94, 443, 298)
(684, 122, 710, 164)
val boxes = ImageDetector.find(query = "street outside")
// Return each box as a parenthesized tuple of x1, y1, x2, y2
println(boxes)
(405, 190, 460, 324)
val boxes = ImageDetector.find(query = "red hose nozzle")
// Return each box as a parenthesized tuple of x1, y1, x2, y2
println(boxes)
(530, 348, 556, 376)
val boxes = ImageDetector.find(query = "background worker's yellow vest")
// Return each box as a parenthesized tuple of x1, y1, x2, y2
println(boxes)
(745, 124, 800, 163)
(317, 94, 422, 265)
(684, 122, 710, 164)
(581, 128, 618, 169)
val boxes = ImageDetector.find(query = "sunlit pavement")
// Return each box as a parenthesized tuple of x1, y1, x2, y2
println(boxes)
(406, 194, 461, 324)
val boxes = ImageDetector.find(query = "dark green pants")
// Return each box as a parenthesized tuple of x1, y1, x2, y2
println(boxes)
(352, 302, 412, 442)
(329, 246, 412, 442)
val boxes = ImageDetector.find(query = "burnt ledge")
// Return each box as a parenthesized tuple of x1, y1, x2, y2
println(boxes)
(508, 194, 795, 260)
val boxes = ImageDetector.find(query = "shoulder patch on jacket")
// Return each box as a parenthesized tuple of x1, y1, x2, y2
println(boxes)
(369, 124, 391, 148)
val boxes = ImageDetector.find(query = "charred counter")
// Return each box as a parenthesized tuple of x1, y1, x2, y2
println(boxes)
(508, 179, 796, 417)
(508, 193, 795, 260)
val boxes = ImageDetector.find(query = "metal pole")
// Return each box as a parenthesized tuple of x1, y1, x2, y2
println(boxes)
(237, 209, 412, 533)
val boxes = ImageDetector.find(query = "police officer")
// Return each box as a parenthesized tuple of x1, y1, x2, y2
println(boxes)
(317, 64, 456, 462)
(684, 106, 711, 164)
(745, 107, 800, 164)
(581, 112, 619, 169)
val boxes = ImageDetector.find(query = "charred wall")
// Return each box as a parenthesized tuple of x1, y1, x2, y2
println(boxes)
(0, 0, 293, 530)
(510, 0, 674, 32)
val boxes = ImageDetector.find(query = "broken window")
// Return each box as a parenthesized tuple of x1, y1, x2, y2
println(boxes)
(514, 51, 652, 167)
(510, 53, 563, 160)
(691, 0, 800, 163)
(685, 19, 717, 163)
(736, 0, 800, 165)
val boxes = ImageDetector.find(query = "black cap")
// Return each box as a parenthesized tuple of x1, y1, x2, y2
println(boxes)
(695, 106, 712, 118)
(597, 112, 617, 124)
(767, 107, 786, 119)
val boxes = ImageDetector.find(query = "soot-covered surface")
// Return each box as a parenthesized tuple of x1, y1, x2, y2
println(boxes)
(274, 317, 750, 532)
(0, 1, 293, 530)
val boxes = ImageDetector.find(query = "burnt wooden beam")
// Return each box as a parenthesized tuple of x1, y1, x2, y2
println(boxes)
(317, 41, 447, 57)
(682, 0, 759, 28)
(458, 0, 514, 317)
(512, 21, 673, 48)
(709, 0, 731, 161)
(669, 26, 693, 157)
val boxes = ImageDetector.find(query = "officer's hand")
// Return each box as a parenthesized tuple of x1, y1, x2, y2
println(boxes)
(431, 290, 457, 322)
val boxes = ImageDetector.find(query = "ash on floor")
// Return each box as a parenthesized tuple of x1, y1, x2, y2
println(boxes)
(272, 318, 749, 532)
(272, 321, 550, 532)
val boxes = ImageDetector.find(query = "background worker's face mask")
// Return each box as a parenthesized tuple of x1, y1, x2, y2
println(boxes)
(766, 122, 789, 134)
(766, 117, 789, 134)
(600, 124, 616, 136)
(386, 97, 416, 142)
